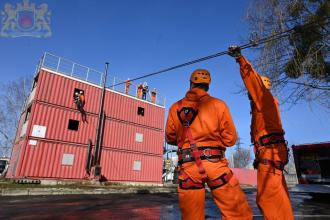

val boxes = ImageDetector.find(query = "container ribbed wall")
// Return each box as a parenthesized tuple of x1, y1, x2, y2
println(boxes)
(15, 139, 162, 182)
(36, 69, 164, 129)
(36, 69, 101, 114)
(9, 67, 165, 183)
(6, 140, 25, 178)
(105, 91, 164, 129)
(100, 149, 162, 183)
(19, 140, 87, 179)
(30, 102, 97, 145)
(103, 119, 163, 155)
(28, 102, 163, 155)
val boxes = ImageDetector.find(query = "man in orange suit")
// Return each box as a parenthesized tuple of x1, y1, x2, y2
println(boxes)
(74, 91, 87, 122)
(228, 45, 294, 220)
(165, 69, 252, 220)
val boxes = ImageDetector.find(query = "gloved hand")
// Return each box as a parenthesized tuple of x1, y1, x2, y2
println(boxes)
(228, 45, 242, 59)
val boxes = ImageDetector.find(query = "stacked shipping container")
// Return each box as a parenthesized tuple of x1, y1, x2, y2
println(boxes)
(7, 60, 165, 184)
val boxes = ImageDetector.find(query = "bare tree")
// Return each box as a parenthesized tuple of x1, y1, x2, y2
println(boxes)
(246, 0, 330, 109)
(0, 77, 31, 156)
(233, 137, 252, 168)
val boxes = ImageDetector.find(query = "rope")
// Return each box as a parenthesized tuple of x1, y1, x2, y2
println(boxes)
(109, 19, 330, 88)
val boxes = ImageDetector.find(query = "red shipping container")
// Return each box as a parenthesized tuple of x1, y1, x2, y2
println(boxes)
(35, 69, 164, 129)
(100, 148, 162, 183)
(8, 54, 165, 184)
(25, 102, 163, 155)
(19, 140, 87, 179)
(29, 102, 97, 145)
(15, 139, 162, 183)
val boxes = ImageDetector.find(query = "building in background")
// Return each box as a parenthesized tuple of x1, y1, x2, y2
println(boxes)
(6, 53, 165, 185)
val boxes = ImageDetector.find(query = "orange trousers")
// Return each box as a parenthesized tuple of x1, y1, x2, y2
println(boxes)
(256, 143, 294, 220)
(178, 160, 253, 220)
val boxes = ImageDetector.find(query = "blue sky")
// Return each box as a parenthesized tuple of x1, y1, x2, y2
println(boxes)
(0, 0, 329, 156)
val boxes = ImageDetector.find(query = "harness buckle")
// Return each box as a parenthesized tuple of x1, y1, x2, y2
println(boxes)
(190, 144, 197, 149)
(202, 149, 213, 159)
(182, 120, 190, 127)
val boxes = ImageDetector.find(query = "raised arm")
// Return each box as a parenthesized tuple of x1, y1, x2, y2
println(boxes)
(228, 46, 270, 111)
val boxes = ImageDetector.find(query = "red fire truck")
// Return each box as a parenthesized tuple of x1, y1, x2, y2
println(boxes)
(292, 142, 330, 184)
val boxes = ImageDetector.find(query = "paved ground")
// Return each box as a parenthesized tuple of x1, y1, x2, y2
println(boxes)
(0, 189, 329, 219)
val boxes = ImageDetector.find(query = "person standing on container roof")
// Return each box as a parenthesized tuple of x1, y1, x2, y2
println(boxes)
(165, 69, 253, 220)
(137, 83, 143, 99)
(124, 78, 132, 95)
(151, 88, 157, 104)
(142, 82, 149, 100)
(228, 45, 294, 220)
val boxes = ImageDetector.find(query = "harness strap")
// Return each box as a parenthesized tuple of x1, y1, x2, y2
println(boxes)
(258, 133, 286, 146)
(179, 171, 204, 190)
(177, 100, 199, 147)
(178, 147, 225, 165)
(177, 100, 207, 181)
(207, 171, 233, 190)
(253, 158, 285, 171)
(253, 133, 289, 171)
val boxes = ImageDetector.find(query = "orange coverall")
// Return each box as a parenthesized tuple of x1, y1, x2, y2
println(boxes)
(237, 56, 294, 220)
(166, 88, 252, 220)
(124, 80, 132, 95)
(137, 84, 143, 99)
(151, 90, 157, 103)
(78, 94, 87, 122)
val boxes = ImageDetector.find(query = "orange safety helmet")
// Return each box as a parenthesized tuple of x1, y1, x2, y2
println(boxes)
(190, 69, 211, 84)
(260, 75, 271, 89)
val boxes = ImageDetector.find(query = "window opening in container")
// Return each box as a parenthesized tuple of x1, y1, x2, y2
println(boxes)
(68, 119, 79, 131)
(24, 106, 32, 123)
(32, 74, 39, 89)
(137, 107, 144, 116)
(73, 88, 84, 97)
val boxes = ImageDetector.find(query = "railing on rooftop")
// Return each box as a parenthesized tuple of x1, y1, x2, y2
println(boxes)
(38, 52, 165, 106)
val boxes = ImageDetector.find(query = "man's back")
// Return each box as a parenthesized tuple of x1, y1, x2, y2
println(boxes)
(166, 88, 237, 149)
(165, 85, 252, 220)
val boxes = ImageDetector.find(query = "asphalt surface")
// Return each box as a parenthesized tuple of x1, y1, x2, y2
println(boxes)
(0, 189, 329, 220)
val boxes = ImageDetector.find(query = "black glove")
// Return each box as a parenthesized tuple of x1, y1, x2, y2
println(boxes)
(228, 45, 242, 59)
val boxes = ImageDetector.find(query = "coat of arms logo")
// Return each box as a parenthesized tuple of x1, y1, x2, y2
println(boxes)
(1, 0, 51, 38)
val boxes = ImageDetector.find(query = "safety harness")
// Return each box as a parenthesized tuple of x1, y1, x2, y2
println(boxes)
(178, 147, 225, 165)
(253, 133, 288, 171)
(176, 99, 232, 190)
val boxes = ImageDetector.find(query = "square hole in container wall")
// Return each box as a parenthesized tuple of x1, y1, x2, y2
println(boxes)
(133, 160, 141, 171)
(68, 119, 79, 131)
(24, 106, 32, 123)
(137, 107, 144, 116)
(73, 88, 84, 96)
(32, 74, 39, 89)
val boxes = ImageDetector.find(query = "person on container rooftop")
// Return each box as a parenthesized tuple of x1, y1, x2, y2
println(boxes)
(165, 69, 252, 219)
(124, 78, 132, 95)
(142, 81, 149, 100)
(137, 83, 143, 99)
(228, 45, 294, 220)
(151, 88, 157, 104)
